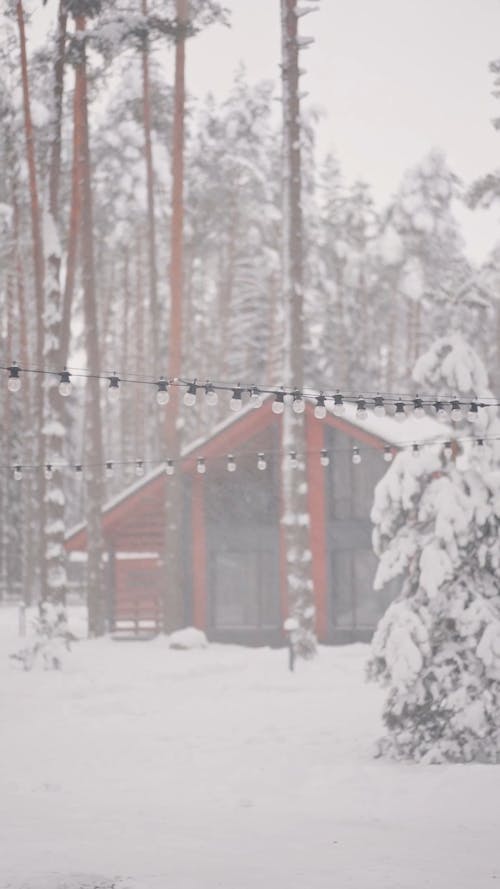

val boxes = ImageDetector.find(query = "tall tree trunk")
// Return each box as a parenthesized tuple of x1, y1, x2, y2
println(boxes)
(280, 0, 316, 658)
(60, 64, 84, 367)
(75, 15, 106, 635)
(141, 0, 160, 377)
(162, 0, 188, 631)
(43, 0, 69, 606)
(17, 0, 45, 602)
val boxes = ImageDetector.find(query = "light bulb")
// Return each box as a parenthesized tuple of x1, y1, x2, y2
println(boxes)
(352, 447, 362, 465)
(230, 388, 243, 411)
(444, 441, 453, 460)
(289, 451, 298, 469)
(412, 443, 420, 457)
(106, 461, 114, 479)
(108, 375, 120, 402)
(467, 402, 479, 423)
(58, 370, 72, 397)
(227, 455, 236, 472)
(356, 398, 368, 421)
(413, 397, 425, 419)
(165, 459, 175, 476)
(135, 460, 144, 477)
(374, 396, 385, 417)
(433, 400, 447, 422)
(14, 465, 22, 480)
(257, 453, 267, 471)
(320, 449, 330, 467)
(314, 395, 327, 419)
(205, 384, 218, 406)
(156, 378, 169, 406)
(450, 399, 463, 423)
(272, 392, 285, 414)
(250, 388, 263, 409)
(75, 464, 83, 475)
(332, 393, 345, 416)
(394, 401, 406, 422)
(476, 438, 484, 449)
(7, 364, 21, 393)
(292, 392, 305, 414)
(44, 464, 53, 480)
(184, 383, 197, 406)
(197, 458, 206, 474)
(383, 445, 393, 462)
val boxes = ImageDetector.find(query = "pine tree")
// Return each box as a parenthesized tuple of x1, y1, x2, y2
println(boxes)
(368, 333, 500, 762)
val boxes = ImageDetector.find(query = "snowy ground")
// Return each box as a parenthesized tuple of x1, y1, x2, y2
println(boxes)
(1, 606, 499, 889)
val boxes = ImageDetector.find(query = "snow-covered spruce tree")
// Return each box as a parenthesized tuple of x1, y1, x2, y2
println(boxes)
(368, 334, 500, 762)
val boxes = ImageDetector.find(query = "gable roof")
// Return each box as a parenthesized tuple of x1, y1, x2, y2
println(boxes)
(65, 395, 450, 549)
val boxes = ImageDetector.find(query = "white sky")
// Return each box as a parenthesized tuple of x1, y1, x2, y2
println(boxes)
(183, 0, 500, 262)
(28, 0, 500, 261)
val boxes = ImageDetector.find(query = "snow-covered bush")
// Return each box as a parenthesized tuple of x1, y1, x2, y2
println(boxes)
(10, 602, 76, 671)
(368, 334, 500, 762)
(168, 627, 208, 650)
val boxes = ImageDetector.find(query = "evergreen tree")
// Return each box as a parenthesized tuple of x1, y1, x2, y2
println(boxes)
(368, 333, 500, 762)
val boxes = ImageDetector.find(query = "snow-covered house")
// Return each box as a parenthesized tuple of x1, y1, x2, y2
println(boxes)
(65, 399, 446, 644)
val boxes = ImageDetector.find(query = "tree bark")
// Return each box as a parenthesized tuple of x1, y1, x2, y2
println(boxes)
(60, 65, 84, 367)
(42, 0, 69, 606)
(75, 15, 106, 635)
(162, 0, 188, 631)
(17, 0, 45, 602)
(141, 0, 160, 377)
(280, 0, 316, 658)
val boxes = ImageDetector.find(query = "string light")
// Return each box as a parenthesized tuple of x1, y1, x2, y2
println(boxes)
(44, 464, 53, 480)
(108, 374, 120, 402)
(205, 383, 218, 406)
(2, 362, 500, 416)
(433, 400, 447, 422)
(14, 465, 22, 480)
(250, 387, 263, 409)
(227, 454, 236, 472)
(383, 445, 393, 463)
(7, 364, 21, 393)
(165, 459, 175, 476)
(135, 460, 144, 477)
(412, 443, 420, 457)
(58, 370, 72, 397)
(394, 400, 406, 422)
(75, 464, 83, 475)
(184, 382, 197, 406)
(320, 449, 330, 467)
(467, 402, 479, 423)
(106, 461, 114, 479)
(197, 457, 206, 474)
(289, 451, 298, 469)
(272, 392, 285, 414)
(333, 393, 345, 416)
(413, 397, 425, 419)
(451, 399, 463, 423)
(314, 395, 327, 420)
(156, 378, 169, 406)
(356, 398, 368, 421)
(257, 453, 267, 471)
(352, 446, 361, 465)
(230, 387, 243, 412)
(477, 438, 484, 448)
(444, 441, 453, 460)
(292, 391, 305, 414)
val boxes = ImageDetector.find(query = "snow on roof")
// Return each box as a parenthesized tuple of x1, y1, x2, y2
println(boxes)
(327, 400, 451, 447)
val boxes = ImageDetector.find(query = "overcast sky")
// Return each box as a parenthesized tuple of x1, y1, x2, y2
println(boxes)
(182, 0, 500, 262)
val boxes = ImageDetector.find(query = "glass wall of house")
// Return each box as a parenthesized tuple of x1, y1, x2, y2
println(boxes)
(203, 427, 281, 643)
(324, 427, 399, 642)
